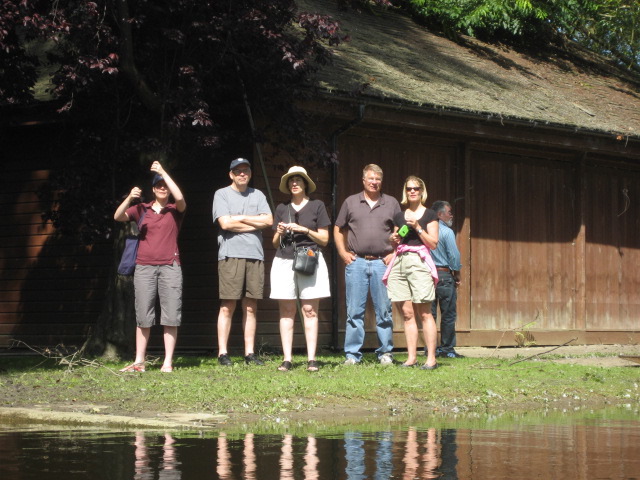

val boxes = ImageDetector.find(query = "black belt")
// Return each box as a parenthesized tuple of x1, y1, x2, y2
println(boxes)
(355, 253, 384, 260)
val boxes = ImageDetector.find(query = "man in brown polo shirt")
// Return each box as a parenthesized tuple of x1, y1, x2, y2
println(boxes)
(334, 164, 401, 365)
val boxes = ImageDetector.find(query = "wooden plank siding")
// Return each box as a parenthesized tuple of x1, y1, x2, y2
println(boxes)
(2, 119, 640, 352)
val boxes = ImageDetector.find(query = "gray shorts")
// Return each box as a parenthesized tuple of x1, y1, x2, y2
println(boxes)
(134, 263, 183, 327)
(218, 257, 264, 300)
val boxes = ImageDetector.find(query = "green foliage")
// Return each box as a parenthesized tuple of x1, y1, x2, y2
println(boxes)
(405, 0, 640, 70)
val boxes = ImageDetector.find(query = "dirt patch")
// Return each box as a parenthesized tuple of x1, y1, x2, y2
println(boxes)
(455, 344, 640, 367)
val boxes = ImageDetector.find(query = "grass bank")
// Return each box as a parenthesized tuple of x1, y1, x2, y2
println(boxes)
(1, 352, 639, 429)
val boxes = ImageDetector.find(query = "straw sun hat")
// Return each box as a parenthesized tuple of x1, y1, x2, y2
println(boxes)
(278, 166, 316, 194)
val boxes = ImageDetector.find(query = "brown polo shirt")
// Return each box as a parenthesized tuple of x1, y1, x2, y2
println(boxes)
(335, 192, 401, 257)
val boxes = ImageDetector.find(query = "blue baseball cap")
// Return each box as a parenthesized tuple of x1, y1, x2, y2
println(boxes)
(229, 158, 251, 170)
(152, 174, 164, 186)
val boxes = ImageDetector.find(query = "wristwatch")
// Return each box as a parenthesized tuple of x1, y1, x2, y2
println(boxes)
(416, 228, 423, 235)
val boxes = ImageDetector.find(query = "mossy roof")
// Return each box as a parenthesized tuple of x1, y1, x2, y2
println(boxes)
(300, 0, 640, 140)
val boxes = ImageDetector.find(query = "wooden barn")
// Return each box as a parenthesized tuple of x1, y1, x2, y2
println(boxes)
(2, 0, 640, 353)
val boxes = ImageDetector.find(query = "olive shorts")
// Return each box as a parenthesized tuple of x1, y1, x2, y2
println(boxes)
(218, 257, 264, 300)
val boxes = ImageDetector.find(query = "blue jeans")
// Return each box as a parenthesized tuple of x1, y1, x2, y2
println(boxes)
(344, 257, 394, 361)
(431, 270, 457, 353)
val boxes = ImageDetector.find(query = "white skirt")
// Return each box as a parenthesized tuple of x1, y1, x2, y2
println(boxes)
(269, 250, 331, 300)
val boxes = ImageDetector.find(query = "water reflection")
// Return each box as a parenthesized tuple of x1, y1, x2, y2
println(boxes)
(1, 410, 639, 479)
(134, 432, 181, 480)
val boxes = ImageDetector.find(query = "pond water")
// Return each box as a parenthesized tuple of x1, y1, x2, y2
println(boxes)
(1, 408, 638, 479)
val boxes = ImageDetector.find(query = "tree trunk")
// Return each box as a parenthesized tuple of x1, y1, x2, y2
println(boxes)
(83, 227, 136, 360)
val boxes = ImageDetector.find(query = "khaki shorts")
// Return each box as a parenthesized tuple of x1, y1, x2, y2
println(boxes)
(386, 252, 435, 304)
(218, 257, 264, 300)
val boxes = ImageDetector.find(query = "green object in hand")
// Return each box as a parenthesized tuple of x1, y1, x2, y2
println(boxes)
(398, 225, 409, 237)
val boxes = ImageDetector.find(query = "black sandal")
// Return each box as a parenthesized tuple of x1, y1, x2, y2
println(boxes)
(278, 361, 292, 372)
(307, 360, 319, 372)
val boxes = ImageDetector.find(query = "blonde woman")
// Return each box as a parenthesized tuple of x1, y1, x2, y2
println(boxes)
(386, 176, 439, 370)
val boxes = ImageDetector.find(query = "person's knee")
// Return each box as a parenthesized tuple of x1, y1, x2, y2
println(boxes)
(243, 297, 258, 315)
(301, 304, 317, 318)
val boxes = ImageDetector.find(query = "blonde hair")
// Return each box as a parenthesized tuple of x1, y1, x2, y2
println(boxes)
(401, 175, 428, 206)
(362, 164, 383, 179)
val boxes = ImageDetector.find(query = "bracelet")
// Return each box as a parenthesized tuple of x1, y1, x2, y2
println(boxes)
(306, 228, 310, 235)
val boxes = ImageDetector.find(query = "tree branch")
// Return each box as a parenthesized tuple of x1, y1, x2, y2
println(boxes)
(116, 0, 162, 113)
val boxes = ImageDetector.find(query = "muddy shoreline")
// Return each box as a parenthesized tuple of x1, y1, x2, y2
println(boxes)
(1, 345, 639, 431)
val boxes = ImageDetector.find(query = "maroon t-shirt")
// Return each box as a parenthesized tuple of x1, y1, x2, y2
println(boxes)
(126, 202, 184, 266)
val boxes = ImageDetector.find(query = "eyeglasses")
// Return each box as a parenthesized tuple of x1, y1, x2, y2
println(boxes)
(232, 168, 251, 176)
(405, 186, 421, 192)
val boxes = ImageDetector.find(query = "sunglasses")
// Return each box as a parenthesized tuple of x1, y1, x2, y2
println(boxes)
(405, 186, 421, 192)
(232, 168, 251, 176)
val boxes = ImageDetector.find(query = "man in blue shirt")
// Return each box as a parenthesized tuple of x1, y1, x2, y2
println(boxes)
(430, 200, 463, 358)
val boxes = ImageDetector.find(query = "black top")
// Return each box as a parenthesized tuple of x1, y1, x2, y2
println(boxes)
(393, 208, 438, 246)
(273, 199, 331, 259)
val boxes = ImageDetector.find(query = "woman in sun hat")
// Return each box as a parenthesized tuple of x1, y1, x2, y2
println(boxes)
(113, 160, 186, 373)
(270, 166, 331, 372)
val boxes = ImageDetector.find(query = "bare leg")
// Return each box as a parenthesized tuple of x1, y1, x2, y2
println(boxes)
(279, 300, 297, 363)
(399, 301, 418, 365)
(135, 326, 151, 364)
(416, 302, 437, 367)
(242, 297, 258, 355)
(217, 299, 237, 356)
(162, 326, 178, 368)
(301, 299, 319, 362)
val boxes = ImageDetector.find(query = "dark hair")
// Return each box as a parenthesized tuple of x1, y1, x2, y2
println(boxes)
(288, 174, 308, 191)
(431, 200, 451, 214)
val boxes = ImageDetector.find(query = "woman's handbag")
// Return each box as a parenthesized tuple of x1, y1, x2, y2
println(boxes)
(288, 204, 318, 276)
(293, 246, 318, 275)
(117, 210, 147, 276)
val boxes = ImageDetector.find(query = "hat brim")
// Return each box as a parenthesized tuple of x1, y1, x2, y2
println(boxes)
(279, 172, 316, 194)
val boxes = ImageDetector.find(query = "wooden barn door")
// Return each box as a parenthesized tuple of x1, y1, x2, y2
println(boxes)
(584, 161, 640, 331)
(469, 150, 578, 340)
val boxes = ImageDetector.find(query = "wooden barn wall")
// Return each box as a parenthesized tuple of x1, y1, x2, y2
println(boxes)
(583, 159, 640, 331)
(3, 119, 640, 352)
(0, 123, 336, 352)
(469, 149, 578, 331)
(1, 124, 110, 348)
(334, 126, 640, 348)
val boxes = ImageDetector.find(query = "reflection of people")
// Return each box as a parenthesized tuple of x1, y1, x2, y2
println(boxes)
(304, 436, 320, 480)
(134, 432, 181, 480)
(134, 431, 151, 480)
(159, 433, 181, 480)
(280, 434, 294, 480)
(243, 433, 256, 480)
(344, 431, 365, 479)
(212, 158, 273, 366)
(334, 164, 401, 365)
(271, 167, 331, 372)
(430, 200, 464, 359)
(387, 176, 439, 370)
(115, 161, 186, 373)
(216, 433, 232, 480)
(402, 427, 441, 479)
